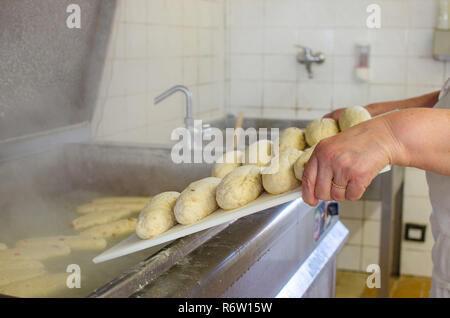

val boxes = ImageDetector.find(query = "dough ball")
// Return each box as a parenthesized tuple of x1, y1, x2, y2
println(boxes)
(338, 106, 372, 131)
(174, 177, 221, 225)
(305, 118, 339, 147)
(293, 145, 316, 181)
(216, 165, 263, 210)
(276, 127, 306, 152)
(211, 150, 244, 178)
(244, 140, 272, 167)
(136, 191, 180, 239)
(262, 149, 303, 195)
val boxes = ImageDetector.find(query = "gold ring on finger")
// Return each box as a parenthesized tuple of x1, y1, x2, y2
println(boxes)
(331, 180, 346, 190)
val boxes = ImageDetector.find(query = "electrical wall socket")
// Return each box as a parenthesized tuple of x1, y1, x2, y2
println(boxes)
(404, 223, 427, 242)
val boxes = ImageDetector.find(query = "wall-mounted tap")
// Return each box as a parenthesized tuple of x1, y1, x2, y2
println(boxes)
(296, 45, 326, 79)
(154, 85, 194, 130)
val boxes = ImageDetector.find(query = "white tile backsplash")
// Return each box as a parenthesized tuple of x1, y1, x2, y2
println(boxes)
(334, 0, 371, 28)
(403, 196, 433, 224)
(376, 0, 409, 28)
(408, 0, 439, 28)
(230, 28, 264, 54)
(94, 0, 225, 144)
(361, 246, 379, 271)
(371, 56, 407, 84)
(263, 82, 297, 108)
(230, 55, 264, 80)
(264, 55, 297, 81)
(297, 29, 334, 56)
(407, 57, 445, 86)
(369, 29, 408, 57)
(297, 0, 337, 28)
(228, 0, 264, 27)
(364, 201, 382, 221)
(407, 29, 435, 58)
(362, 220, 381, 247)
(368, 84, 407, 103)
(126, 0, 147, 24)
(264, 0, 299, 27)
(333, 83, 369, 108)
(297, 82, 333, 110)
(333, 29, 369, 56)
(340, 200, 364, 220)
(264, 28, 298, 54)
(341, 219, 363, 245)
(226, 0, 445, 124)
(230, 80, 263, 107)
(401, 249, 433, 277)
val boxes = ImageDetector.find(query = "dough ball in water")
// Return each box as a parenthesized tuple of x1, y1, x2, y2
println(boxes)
(262, 149, 303, 195)
(216, 165, 263, 210)
(305, 118, 339, 147)
(293, 145, 316, 181)
(338, 106, 372, 131)
(80, 218, 137, 239)
(243, 140, 272, 167)
(211, 150, 244, 178)
(136, 191, 180, 239)
(174, 177, 221, 225)
(276, 127, 306, 152)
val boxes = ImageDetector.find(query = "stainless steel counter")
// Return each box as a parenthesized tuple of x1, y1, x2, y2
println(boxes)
(0, 126, 348, 298)
(1, 115, 404, 298)
(131, 200, 347, 298)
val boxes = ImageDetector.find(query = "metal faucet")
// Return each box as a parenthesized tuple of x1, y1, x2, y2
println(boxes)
(296, 45, 326, 79)
(154, 85, 194, 129)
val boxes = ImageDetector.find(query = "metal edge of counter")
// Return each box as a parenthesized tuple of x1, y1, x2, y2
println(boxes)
(131, 199, 322, 298)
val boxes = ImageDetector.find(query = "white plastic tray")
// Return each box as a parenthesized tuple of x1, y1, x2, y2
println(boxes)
(93, 165, 391, 263)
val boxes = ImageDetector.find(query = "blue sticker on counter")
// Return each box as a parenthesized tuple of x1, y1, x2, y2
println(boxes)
(313, 201, 339, 242)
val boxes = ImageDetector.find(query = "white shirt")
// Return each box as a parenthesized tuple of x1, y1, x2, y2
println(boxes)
(426, 77, 450, 296)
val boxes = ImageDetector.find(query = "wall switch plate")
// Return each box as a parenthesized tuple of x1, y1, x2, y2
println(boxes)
(404, 223, 427, 242)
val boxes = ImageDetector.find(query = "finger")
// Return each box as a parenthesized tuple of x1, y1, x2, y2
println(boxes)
(330, 154, 352, 202)
(302, 155, 319, 206)
(330, 178, 348, 202)
(314, 159, 334, 201)
(345, 179, 367, 201)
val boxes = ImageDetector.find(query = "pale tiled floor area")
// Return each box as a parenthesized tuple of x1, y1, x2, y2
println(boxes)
(336, 270, 431, 298)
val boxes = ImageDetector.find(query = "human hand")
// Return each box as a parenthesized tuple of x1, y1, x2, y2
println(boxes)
(301, 117, 400, 206)
(322, 108, 346, 121)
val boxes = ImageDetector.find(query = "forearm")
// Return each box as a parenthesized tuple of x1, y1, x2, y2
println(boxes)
(365, 91, 440, 116)
(384, 108, 450, 175)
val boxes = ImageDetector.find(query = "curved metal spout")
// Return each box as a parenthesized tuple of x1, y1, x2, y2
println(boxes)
(154, 85, 194, 129)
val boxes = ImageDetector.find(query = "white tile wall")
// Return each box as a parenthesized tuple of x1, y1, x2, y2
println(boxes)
(401, 249, 433, 277)
(225, 0, 449, 119)
(338, 200, 382, 272)
(341, 218, 363, 245)
(401, 167, 434, 277)
(93, 0, 226, 144)
(361, 246, 380, 271)
(362, 220, 381, 247)
(337, 245, 361, 271)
